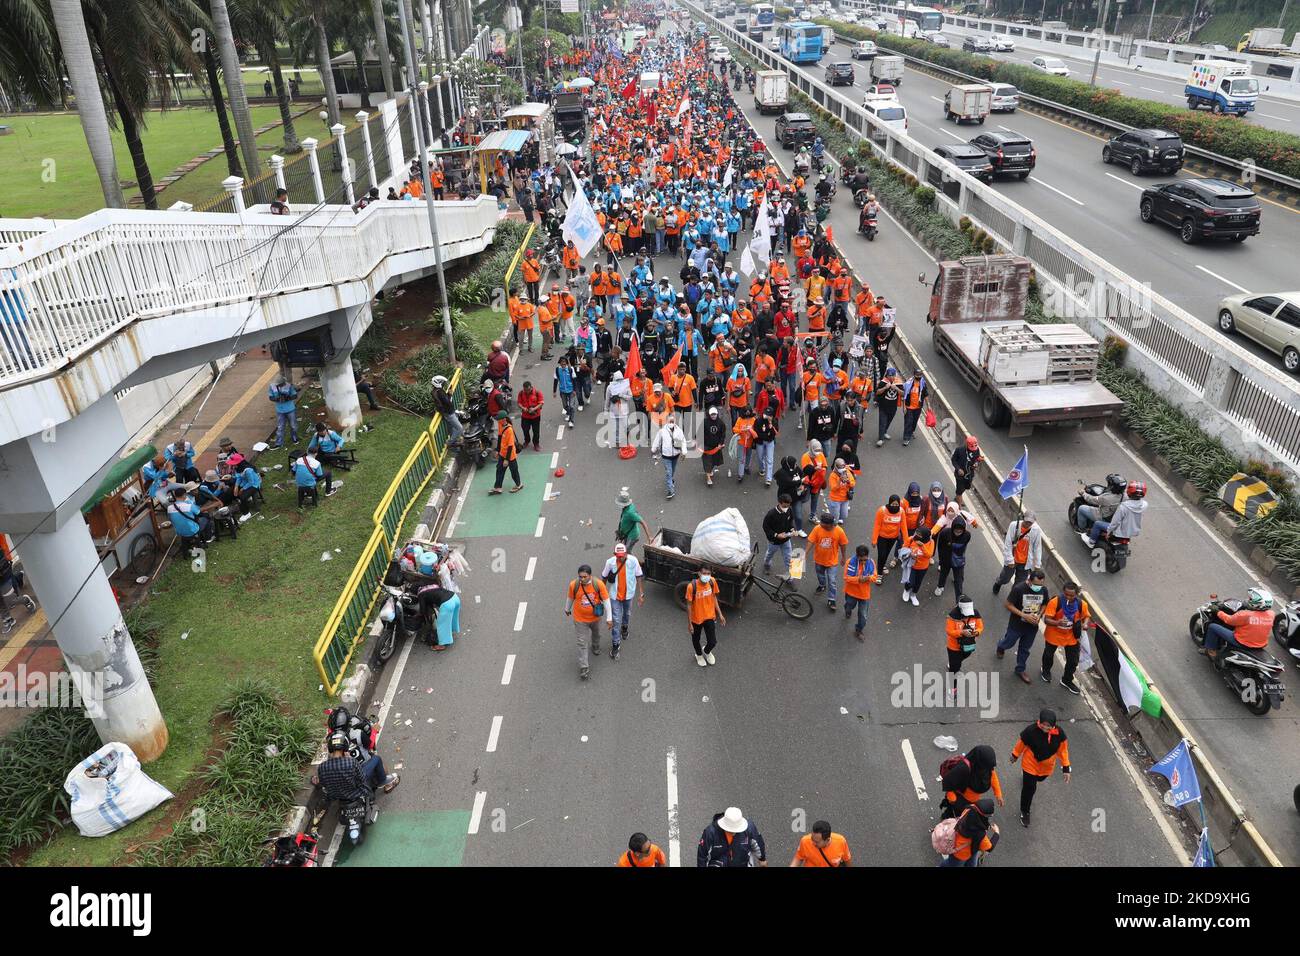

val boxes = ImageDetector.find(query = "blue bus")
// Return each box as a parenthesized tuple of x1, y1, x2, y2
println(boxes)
(752, 3, 775, 27)
(780, 21, 825, 64)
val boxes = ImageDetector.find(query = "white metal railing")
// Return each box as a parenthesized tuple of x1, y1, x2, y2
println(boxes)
(0, 195, 500, 388)
(693, 2, 1300, 476)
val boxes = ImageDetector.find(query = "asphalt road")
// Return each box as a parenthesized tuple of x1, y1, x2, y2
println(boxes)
(777, 29, 1300, 377)
(715, 45, 1300, 862)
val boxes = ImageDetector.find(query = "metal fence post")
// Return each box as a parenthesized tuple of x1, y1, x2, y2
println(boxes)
(301, 137, 326, 204)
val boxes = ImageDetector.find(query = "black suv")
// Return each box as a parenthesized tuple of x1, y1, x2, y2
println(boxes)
(825, 62, 855, 86)
(776, 112, 817, 148)
(1102, 128, 1185, 176)
(963, 36, 994, 53)
(1139, 178, 1261, 244)
(934, 144, 995, 182)
(968, 131, 1035, 179)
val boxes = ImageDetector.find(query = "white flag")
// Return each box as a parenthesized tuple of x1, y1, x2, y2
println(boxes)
(739, 243, 756, 277)
(675, 95, 691, 120)
(722, 162, 734, 189)
(561, 169, 603, 258)
(749, 195, 773, 266)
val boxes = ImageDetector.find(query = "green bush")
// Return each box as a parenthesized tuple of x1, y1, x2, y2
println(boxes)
(914, 185, 936, 208)
(817, 19, 1300, 179)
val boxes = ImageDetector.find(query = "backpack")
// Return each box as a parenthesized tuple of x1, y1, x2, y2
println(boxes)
(939, 754, 970, 786)
(931, 812, 966, 857)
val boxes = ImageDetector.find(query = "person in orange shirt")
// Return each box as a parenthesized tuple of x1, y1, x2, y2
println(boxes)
(604, 228, 623, 269)
(407, 176, 424, 200)
(792, 230, 812, 261)
(807, 297, 827, 333)
(537, 295, 556, 359)
(511, 294, 536, 353)
(871, 494, 906, 572)
(842, 544, 879, 641)
(1010, 708, 1071, 827)
(618, 833, 666, 867)
(826, 458, 856, 525)
(854, 286, 874, 333)
(1039, 581, 1092, 694)
(646, 382, 673, 429)
(429, 163, 445, 199)
(829, 272, 852, 330)
(490, 411, 523, 493)
(940, 745, 1005, 818)
(939, 797, 1001, 867)
(685, 565, 727, 667)
(752, 348, 776, 388)
(520, 248, 542, 302)
(944, 595, 984, 693)
(566, 562, 613, 681)
(562, 240, 580, 280)
(725, 365, 751, 424)
(769, 258, 790, 285)
(807, 512, 849, 610)
(900, 526, 936, 607)
(790, 821, 853, 867)
(732, 406, 757, 482)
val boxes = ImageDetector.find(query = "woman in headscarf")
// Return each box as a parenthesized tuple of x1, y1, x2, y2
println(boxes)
(940, 745, 1004, 819)
(938, 797, 1000, 867)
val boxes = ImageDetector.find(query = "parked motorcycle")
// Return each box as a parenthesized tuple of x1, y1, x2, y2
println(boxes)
(457, 396, 494, 469)
(377, 581, 426, 662)
(1188, 597, 1287, 714)
(1271, 599, 1300, 667)
(1068, 480, 1130, 573)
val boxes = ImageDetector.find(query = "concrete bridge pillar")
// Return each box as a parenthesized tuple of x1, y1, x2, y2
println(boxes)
(321, 348, 363, 433)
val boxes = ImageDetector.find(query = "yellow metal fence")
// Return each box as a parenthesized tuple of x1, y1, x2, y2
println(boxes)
(312, 369, 464, 693)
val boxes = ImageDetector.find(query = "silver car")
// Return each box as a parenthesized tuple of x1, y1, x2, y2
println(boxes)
(1218, 292, 1300, 372)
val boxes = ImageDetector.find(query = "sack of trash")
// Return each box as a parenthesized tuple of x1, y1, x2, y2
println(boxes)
(692, 508, 751, 567)
(64, 742, 173, 837)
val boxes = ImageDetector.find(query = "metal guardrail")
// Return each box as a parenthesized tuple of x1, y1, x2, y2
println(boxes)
(819, 23, 1300, 194)
(695, 3, 1300, 480)
(313, 367, 465, 694)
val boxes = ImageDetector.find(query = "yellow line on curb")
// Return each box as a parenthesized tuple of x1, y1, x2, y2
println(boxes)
(191, 362, 280, 457)
(0, 610, 48, 671)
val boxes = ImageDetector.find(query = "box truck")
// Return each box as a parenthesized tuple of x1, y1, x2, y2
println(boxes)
(1185, 59, 1259, 116)
(754, 70, 790, 114)
(870, 54, 905, 85)
(943, 83, 992, 124)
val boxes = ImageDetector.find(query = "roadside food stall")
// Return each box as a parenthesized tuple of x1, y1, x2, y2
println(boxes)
(473, 129, 532, 195)
(82, 444, 163, 580)
(504, 103, 554, 167)
(426, 144, 478, 198)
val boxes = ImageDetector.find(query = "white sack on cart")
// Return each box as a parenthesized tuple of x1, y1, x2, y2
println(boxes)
(691, 509, 752, 567)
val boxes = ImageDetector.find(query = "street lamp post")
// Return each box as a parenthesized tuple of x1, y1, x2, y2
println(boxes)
(398, 0, 457, 364)
(1146, 0, 1156, 40)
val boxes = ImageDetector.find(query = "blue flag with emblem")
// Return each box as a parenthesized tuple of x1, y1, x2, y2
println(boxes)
(1148, 738, 1202, 807)
(998, 446, 1029, 500)
(1192, 827, 1215, 867)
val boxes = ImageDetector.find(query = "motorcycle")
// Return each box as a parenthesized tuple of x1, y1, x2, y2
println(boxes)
(1188, 597, 1287, 715)
(1271, 598, 1300, 666)
(323, 707, 383, 845)
(457, 395, 494, 469)
(812, 152, 825, 175)
(1068, 481, 1130, 573)
(793, 152, 811, 177)
(377, 581, 426, 662)
(858, 207, 878, 241)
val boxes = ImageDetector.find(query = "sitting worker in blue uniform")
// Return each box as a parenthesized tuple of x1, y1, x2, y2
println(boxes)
(167, 486, 213, 544)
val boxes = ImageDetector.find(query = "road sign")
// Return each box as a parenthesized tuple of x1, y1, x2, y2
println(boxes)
(560, 0, 579, 11)
(543, 38, 552, 47)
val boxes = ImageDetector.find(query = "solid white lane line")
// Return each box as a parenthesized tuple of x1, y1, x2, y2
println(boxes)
(468, 791, 488, 834)
(525, 556, 537, 581)
(1195, 264, 1251, 295)
(501, 654, 516, 685)
(997, 124, 1017, 132)
(446, 467, 474, 534)
(1112, 79, 1131, 86)
(486, 715, 503, 753)
(666, 746, 682, 867)
(535, 516, 546, 537)
(514, 602, 527, 631)
(929, 95, 944, 102)
(900, 739, 930, 801)
(1104, 172, 1144, 190)
(1029, 176, 1086, 206)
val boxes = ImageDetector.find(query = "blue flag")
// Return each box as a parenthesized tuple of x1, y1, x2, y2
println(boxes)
(1149, 738, 1202, 807)
(998, 446, 1029, 500)
(1192, 827, 1215, 867)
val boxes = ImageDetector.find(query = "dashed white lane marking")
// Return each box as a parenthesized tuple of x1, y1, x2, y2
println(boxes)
(1257, 112, 1292, 122)
(544, 481, 553, 501)
(501, 654, 516, 685)
(556, 424, 566, 441)
(1195, 264, 1251, 295)
(666, 746, 682, 867)
(901, 739, 931, 801)
(468, 791, 487, 834)
(1030, 176, 1086, 206)
(514, 602, 527, 631)
(525, 556, 537, 581)
(535, 516, 546, 538)
(486, 715, 503, 753)
(550, 452, 559, 468)
(1104, 172, 1144, 190)
(937, 126, 966, 142)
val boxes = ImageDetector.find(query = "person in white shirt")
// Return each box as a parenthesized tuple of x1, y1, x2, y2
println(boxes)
(654, 413, 688, 500)
(600, 543, 644, 660)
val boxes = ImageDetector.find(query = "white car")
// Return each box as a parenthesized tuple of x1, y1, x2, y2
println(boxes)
(1031, 56, 1070, 77)
(768, 35, 781, 51)
(1217, 291, 1300, 372)
(992, 36, 1015, 52)
(990, 82, 1020, 112)
(923, 31, 952, 47)
(842, 11, 858, 23)
(711, 46, 732, 63)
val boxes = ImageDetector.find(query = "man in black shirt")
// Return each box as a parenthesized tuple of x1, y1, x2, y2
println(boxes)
(996, 569, 1049, 684)
(313, 734, 399, 803)
(761, 494, 797, 575)
(807, 396, 838, 463)
(698, 368, 725, 412)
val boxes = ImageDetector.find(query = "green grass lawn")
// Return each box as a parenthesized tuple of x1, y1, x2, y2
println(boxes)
(0, 105, 299, 219)
(461, 304, 511, 349)
(26, 394, 433, 866)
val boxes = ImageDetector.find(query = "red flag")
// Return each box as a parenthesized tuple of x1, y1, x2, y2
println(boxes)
(662, 142, 675, 165)
(661, 344, 683, 383)
(625, 331, 643, 381)
(620, 76, 636, 99)
(825, 224, 834, 244)
(646, 100, 657, 127)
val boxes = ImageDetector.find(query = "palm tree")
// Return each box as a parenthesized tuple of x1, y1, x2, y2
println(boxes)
(202, 40, 243, 176)
(231, 0, 301, 153)
(209, 0, 262, 191)
(306, 0, 342, 126)
(369, 0, 395, 98)
(0, 0, 61, 108)
(49, 0, 126, 207)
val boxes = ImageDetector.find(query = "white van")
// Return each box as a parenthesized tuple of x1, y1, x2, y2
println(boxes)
(863, 95, 907, 139)
(851, 40, 878, 60)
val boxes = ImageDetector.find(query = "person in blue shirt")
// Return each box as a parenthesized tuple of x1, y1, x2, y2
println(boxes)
(678, 322, 704, 379)
(726, 211, 742, 249)
(268, 378, 300, 447)
(233, 463, 262, 513)
(653, 279, 677, 309)
(164, 436, 201, 483)
(142, 454, 183, 504)
(196, 469, 235, 507)
(167, 488, 212, 543)
(291, 450, 334, 503)
(612, 295, 637, 333)
(553, 353, 577, 427)
(308, 422, 347, 467)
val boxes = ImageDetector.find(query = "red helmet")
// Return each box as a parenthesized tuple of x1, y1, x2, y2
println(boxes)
(965, 436, 980, 451)
(1126, 480, 1146, 499)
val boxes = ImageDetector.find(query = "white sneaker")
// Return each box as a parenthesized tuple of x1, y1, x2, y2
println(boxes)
(695, 654, 708, 667)
(934, 586, 945, 596)
(910, 593, 920, 607)
(568, 420, 575, 429)
(705, 651, 717, 665)
(902, 589, 911, 601)
(797, 530, 808, 538)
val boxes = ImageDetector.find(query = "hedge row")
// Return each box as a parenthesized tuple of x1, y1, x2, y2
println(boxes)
(817, 20, 1300, 180)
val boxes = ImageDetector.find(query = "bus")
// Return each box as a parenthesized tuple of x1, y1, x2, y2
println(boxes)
(880, 3, 944, 33)
(751, 3, 776, 28)
(780, 21, 825, 63)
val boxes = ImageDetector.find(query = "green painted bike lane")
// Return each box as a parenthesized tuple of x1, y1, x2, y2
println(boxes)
(454, 453, 554, 538)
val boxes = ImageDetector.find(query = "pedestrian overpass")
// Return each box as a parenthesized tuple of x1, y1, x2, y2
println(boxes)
(0, 193, 501, 760)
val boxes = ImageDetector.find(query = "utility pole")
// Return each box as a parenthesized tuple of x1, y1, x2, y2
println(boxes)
(398, 0, 456, 363)
(1281, 0, 1291, 30)
(1145, 0, 1156, 40)
(542, 0, 552, 86)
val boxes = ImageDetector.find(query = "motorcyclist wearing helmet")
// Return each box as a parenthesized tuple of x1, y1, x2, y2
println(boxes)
(431, 375, 464, 444)
(1204, 587, 1276, 659)
(1074, 473, 1125, 533)
(1083, 480, 1147, 548)
(858, 194, 879, 231)
(815, 174, 835, 202)
(851, 167, 872, 192)
(312, 732, 399, 804)
(794, 144, 811, 173)
(811, 136, 825, 160)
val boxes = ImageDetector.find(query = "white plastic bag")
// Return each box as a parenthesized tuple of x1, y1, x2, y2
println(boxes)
(64, 742, 173, 837)
(691, 509, 752, 567)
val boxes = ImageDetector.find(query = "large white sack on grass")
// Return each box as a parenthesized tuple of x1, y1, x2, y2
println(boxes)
(65, 742, 173, 837)
(691, 508, 752, 567)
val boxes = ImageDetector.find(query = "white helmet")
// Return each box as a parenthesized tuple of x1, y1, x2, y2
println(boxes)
(1246, 587, 1274, 611)
(431, 375, 448, 390)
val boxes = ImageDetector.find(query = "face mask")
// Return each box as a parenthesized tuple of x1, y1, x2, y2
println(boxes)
(699, 574, 712, 584)
(1029, 584, 1044, 592)
(887, 503, 900, 514)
